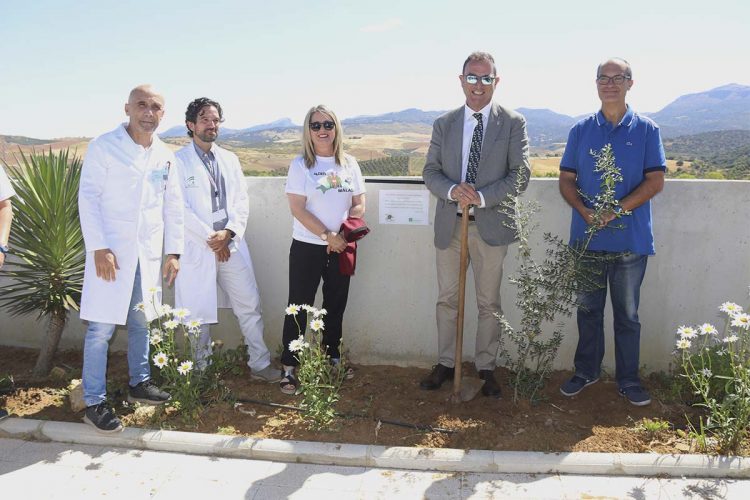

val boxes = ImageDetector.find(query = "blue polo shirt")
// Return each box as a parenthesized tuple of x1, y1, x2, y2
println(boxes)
(560, 106, 666, 255)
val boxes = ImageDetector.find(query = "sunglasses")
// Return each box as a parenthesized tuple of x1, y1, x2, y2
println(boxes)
(309, 121, 335, 131)
(464, 74, 495, 85)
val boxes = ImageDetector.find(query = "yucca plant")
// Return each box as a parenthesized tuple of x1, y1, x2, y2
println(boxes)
(0, 149, 85, 377)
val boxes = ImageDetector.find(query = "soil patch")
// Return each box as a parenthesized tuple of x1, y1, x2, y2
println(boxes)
(1, 346, 744, 455)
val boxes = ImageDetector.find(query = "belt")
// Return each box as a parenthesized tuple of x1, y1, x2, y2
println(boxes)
(456, 213, 475, 222)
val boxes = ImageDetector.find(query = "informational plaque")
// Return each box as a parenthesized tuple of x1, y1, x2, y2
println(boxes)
(379, 189, 430, 225)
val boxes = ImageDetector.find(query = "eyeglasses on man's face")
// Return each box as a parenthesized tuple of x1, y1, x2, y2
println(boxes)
(596, 74, 631, 86)
(309, 121, 335, 131)
(463, 74, 495, 85)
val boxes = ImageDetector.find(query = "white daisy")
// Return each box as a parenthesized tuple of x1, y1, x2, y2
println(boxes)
(719, 302, 743, 315)
(676, 338, 692, 349)
(289, 336, 309, 353)
(132, 302, 145, 312)
(177, 360, 193, 375)
(173, 308, 190, 320)
(163, 319, 179, 330)
(285, 304, 301, 316)
(699, 323, 718, 336)
(159, 303, 173, 316)
(701, 368, 713, 378)
(677, 326, 697, 339)
(723, 335, 739, 344)
(310, 318, 325, 332)
(152, 352, 168, 368)
(730, 313, 750, 329)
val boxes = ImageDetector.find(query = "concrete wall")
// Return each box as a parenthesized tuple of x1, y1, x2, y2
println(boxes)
(1, 178, 749, 374)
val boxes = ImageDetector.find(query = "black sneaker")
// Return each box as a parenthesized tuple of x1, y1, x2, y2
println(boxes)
(128, 380, 170, 405)
(560, 375, 599, 397)
(83, 403, 123, 433)
(0, 408, 9, 420)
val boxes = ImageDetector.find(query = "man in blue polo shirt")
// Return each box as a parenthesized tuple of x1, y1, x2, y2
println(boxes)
(558, 58, 665, 406)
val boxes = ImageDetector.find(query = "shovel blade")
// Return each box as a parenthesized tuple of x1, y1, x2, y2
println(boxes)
(448, 377, 484, 403)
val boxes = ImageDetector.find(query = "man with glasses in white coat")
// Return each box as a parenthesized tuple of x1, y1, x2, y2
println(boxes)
(174, 97, 278, 382)
(78, 84, 184, 432)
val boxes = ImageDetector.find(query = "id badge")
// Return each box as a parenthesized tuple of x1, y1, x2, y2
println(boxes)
(212, 208, 228, 223)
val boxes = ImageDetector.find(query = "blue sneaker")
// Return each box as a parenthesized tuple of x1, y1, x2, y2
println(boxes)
(560, 375, 599, 397)
(619, 386, 651, 406)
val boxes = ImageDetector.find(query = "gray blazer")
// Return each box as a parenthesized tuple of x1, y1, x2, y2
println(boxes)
(423, 102, 530, 249)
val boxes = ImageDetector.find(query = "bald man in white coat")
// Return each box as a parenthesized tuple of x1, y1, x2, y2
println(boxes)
(78, 85, 184, 433)
(174, 98, 278, 382)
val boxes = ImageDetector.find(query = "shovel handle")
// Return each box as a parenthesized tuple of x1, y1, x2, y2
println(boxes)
(452, 209, 471, 401)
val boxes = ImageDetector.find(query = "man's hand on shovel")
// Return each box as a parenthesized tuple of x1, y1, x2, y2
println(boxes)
(452, 182, 481, 210)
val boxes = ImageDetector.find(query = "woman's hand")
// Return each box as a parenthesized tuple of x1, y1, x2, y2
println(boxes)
(326, 232, 347, 253)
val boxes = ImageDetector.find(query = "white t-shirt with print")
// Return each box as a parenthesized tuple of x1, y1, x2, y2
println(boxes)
(0, 167, 15, 201)
(285, 154, 366, 245)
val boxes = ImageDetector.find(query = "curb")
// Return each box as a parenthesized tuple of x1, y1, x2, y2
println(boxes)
(2, 417, 748, 478)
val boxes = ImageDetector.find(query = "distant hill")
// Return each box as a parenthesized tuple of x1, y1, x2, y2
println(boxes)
(648, 84, 750, 137)
(516, 108, 575, 146)
(663, 129, 750, 179)
(159, 117, 296, 139)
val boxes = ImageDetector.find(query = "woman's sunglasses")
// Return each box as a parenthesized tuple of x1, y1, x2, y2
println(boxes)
(309, 121, 335, 131)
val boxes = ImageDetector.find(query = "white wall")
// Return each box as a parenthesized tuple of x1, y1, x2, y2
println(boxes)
(1, 178, 749, 375)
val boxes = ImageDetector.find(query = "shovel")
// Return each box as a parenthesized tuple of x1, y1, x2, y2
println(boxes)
(449, 209, 485, 403)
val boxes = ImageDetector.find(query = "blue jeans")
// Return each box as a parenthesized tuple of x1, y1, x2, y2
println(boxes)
(573, 252, 648, 389)
(82, 265, 150, 406)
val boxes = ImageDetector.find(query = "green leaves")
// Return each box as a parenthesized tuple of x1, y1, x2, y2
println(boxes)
(0, 149, 84, 319)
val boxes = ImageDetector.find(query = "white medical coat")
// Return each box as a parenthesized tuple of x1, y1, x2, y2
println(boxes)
(78, 124, 184, 324)
(173, 143, 252, 324)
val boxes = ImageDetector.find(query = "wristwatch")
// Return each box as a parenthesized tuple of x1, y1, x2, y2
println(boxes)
(0, 245, 9, 255)
(320, 231, 329, 241)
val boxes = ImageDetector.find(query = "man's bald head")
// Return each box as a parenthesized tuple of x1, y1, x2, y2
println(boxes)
(124, 84, 166, 141)
(128, 84, 164, 104)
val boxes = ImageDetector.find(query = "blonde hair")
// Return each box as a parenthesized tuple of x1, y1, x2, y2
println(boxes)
(302, 104, 345, 168)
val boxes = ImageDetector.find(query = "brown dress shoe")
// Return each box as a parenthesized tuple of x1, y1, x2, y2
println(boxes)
(479, 370, 501, 398)
(420, 364, 455, 390)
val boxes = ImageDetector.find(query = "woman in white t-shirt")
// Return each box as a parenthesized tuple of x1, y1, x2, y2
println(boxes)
(280, 104, 366, 394)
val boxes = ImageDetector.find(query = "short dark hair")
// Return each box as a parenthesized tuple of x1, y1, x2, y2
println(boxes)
(185, 97, 224, 137)
(597, 57, 632, 79)
(462, 51, 497, 75)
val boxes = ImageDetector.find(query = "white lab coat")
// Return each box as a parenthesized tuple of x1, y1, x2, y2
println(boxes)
(78, 124, 184, 324)
(173, 143, 252, 324)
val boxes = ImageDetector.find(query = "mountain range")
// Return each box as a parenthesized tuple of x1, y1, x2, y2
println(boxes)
(155, 84, 750, 147)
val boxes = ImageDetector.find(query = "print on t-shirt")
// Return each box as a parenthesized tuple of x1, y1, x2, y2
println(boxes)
(316, 170, 354, 194)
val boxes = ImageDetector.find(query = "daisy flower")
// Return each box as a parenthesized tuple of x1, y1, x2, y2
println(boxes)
(149, 332, 162, 346)
(285, 304, 301, 316)
(676, 338, 692, 349)
(132, 302, 145, 312)
(186, 319, 202, 330)
(173, 308, 190, 320)
(147, 286, 162, 296)
(152, 352, 168, 368)
(163, 319, 179, 330)
(310, 318, 325, 332)
(730, 313, 750, 329)
(723, 335, 739, 344)
(701, 368, 713, 378)
(159, 303, 173, 316)
(177, 360, 193, 375)
(677, 326, 697, 339)
(699, 323, 718, 336)
(719, 302, 743, 315)
(289, 336, 309, 353)
(313, 308, 327, 318)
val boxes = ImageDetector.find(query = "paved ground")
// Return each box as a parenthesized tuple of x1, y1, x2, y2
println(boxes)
(0, 437, 748, 499)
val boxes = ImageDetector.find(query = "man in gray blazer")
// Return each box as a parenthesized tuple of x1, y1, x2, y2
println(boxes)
(422, 51, 530, 397)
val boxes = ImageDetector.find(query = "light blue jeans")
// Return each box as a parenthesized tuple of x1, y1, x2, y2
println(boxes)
(82, 265, 150, 406)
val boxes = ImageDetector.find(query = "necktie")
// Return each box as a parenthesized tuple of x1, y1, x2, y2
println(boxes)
(465, 112, 483, 184)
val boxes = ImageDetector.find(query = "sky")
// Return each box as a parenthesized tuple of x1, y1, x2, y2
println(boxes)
(1, 0, 748, 138)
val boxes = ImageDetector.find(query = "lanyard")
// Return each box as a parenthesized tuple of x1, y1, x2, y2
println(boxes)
(199, 154, 220, 198)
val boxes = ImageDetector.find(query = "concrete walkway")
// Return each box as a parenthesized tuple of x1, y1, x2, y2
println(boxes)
(1, 437, 748, 499)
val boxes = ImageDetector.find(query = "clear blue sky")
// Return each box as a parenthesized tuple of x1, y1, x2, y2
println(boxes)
(1, 0, 748, 138)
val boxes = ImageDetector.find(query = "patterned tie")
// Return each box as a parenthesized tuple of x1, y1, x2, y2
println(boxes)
(465, 112, 483, 184)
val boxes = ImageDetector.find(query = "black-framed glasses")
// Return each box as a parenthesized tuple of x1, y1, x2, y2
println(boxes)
(309, 121, 335, 131)
(464, 74, 495, 85)
(596, 74, 631, 85)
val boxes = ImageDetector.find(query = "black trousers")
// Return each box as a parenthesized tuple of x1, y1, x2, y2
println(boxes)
(280, 239, 351, 366)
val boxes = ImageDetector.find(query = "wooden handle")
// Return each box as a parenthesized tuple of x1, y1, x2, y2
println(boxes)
(452, 210, 471, 400)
